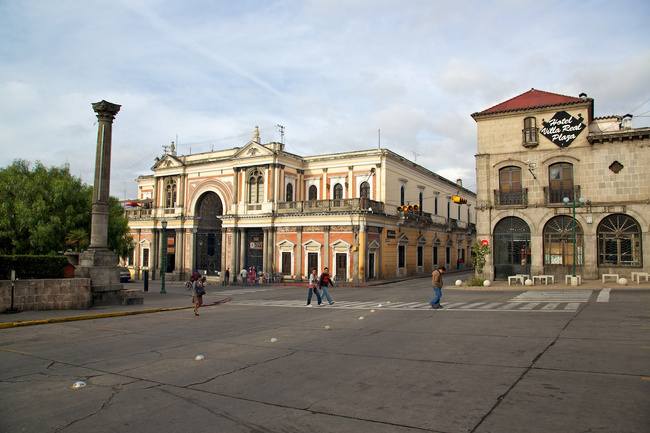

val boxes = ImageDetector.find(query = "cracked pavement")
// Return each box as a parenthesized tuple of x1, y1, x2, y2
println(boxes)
(1, 281, 649, 432)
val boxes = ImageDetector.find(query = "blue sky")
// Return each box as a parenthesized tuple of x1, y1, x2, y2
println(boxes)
(1, 0, 649, 198)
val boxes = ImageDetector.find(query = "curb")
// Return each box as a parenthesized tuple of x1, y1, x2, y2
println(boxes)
(0, 305, 194, 329)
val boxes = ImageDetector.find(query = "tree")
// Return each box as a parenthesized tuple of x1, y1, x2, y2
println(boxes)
(467, 241, 492, 286)
(0, 159, 132, 258)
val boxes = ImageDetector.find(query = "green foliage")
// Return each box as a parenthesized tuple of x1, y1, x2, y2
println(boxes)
(466, 276, 485, 286)
(470, 241, 492, 276)
(0, 159, 132, 258)
(0, 255, 70, 279)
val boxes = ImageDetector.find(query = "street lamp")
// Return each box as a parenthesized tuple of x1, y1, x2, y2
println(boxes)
(563, 196, 586, 278)
(161, 219, 167, 294)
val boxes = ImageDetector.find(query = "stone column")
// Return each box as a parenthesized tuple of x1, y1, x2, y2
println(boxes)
(296, 227, 303, 281)
(89, 100, 121, 250)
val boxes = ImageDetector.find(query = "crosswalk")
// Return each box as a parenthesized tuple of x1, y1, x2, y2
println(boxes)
(232, 290, 597, 312)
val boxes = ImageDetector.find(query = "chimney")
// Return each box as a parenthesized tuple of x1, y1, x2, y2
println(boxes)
(621, 114, 633, 129)
(456, 179, 463, 187)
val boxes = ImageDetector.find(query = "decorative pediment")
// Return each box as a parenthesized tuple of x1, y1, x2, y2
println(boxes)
(277, 239, 295, 251)
(330, 239, 351, 251)
(152, 154, 184, 170)
(302, 239, 322, 251)
(367, 239, 381, 250)
(232, 141, 275, 159)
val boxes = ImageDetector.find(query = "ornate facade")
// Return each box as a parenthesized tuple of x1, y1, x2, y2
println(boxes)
(125, 132, 476, 283)
(472, 89, 650, 281)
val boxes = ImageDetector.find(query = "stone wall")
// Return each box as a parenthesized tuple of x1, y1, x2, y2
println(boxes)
(0, 278, 92, 312)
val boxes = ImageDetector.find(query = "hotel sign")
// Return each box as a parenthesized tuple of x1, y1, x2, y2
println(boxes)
(540, 111, 586, 148)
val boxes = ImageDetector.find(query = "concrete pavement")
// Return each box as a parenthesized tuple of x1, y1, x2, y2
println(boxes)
(2, 271, 649, 328)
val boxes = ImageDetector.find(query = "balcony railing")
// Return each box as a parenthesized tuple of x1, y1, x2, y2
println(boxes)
(277, 198, 384, 214)
(494, 189, 528, 207)
(544, 186, 580, 205)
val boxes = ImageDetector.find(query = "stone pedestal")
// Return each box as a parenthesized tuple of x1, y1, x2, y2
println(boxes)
(78, 250, 136, 306)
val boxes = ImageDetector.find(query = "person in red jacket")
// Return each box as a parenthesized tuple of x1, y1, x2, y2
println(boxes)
(318, 267, 335, 305)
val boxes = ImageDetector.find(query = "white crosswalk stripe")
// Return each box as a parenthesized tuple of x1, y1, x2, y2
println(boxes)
(232, 297, 590, 312)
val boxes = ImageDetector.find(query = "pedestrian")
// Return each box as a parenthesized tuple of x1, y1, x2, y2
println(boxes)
(191, 269, 200, 282)
(240, 267, 248, 286)
(429, 266, 446, 309)
(192, 277, 205, 316)
(222, 267, 230, 286)
(318, 267, 335, 305)
(307, 268, 322, 306)
(249, 267, 255, 285)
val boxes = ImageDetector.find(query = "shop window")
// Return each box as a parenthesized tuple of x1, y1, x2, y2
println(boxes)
(543, 216, 582, 265)
(597, 214, 642, 266)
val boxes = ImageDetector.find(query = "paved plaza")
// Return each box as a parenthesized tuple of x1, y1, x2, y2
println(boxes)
(1, 275, 649, 432)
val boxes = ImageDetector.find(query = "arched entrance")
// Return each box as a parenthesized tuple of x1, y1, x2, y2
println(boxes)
(493, 217, 531, 279)
(194, 192, 223, 276)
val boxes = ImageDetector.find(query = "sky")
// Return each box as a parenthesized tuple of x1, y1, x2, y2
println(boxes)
(1, 0, 649, 199)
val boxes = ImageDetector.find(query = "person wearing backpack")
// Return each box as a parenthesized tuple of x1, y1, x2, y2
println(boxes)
(318, 267, 335, 305)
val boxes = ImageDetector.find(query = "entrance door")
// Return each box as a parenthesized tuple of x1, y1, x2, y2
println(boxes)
(246, 229, 264, 272)
(307, 253, 318, 274)
(281, 252, 291, 275)
(367, 252, 375, 280)
(494, 217, 531, 279)
(335, 253, 347, 282)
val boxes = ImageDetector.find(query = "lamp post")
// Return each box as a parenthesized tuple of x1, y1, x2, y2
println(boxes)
(161, 219, 167, 294)
(563, 196, 586, 278)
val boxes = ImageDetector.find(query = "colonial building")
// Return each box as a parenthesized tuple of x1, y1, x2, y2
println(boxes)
(124, 130, 476, 283)
(472, 89, 650, 281)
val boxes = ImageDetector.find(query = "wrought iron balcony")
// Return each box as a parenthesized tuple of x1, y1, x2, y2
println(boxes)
(277, 198, 385, 214)
(493, 189, 528, 207)
(544, 186, 581, 205)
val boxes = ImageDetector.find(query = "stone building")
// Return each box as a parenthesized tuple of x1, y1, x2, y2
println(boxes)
(124, 131, 476, 283)
(472, 89, 650, 281)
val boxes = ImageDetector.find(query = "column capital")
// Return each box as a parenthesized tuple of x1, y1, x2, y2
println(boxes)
(92, 100, 121, 122)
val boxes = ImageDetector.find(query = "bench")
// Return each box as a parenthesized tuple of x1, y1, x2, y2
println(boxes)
(565, 275, 582, 285)
(533, 275, 554, 285)
(631, 272, 649, 284)
(508, 275, 524, 286)
(601, 274, 619, 283)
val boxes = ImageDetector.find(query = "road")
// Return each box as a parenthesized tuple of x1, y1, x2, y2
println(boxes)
(1, 277, 648, 432)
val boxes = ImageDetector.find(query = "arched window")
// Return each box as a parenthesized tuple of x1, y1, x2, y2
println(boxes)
(548, 163, 573, 204)
(543, 216, 582, 266)
(360, 181, 370, 200)
(286, 183, 293, 202)
(400, 185, 405, 206)
(165, 180, 177, 208)
(248, 169, 264, 203)
(333, 183, 343, 200)
(598, 214, 642, 266)
(308, 185, 318, 200)
(498, 166, 523, 205)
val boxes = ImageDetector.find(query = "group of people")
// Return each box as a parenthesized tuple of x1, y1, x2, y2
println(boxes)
(239, 267, 258, 285)
(192, 264, 447, 316)
(307, 267, 335, 306)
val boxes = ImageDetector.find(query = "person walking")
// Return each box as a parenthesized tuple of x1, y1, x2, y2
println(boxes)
(307, 269, 323, 306)
(318, 267, 335, 305)
(222, 267, 230, 286)
(240, 268, 248, 286)
(429, 266, 446, 309)
(192, 277, 205, 316)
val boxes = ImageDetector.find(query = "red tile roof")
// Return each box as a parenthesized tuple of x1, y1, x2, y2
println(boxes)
(472, 89, 591, 118)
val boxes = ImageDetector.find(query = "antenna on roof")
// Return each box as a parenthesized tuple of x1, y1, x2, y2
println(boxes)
(411, 151, 420, 162)
(378, 129, 381, 149)
(277, 124, 285, 144)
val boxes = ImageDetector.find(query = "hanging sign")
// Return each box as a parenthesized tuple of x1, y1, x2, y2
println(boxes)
(540, 111, 586, 148)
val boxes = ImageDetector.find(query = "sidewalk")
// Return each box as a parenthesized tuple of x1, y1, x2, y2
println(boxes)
(2, 274, 649, 328)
